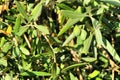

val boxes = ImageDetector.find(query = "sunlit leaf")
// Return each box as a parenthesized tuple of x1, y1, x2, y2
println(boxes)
(61, 10, 86, 19)
(73, 26, 81, 36)
(35, 25, 49, 34)
(6, 25, 12, 34)
(76, 29, 87, 47)
(4, 74, 12, 80)
(57, 0, 68, 3)
(21, 71, 51, 76)
(75, 6, 83, 14)
(62, 33, 74, 46)
(2, 42, 12, 53)
(16, 26, 29, 36)
(58, 18, 80, 36)
(91, 17, 105, 47)
(1, 0, 120, 79)
(103, 38, 120, 62)
(62, 26, 80, 46)
(0, 37, 5, 47)
(76, 35, 84, 46)
(97, 6, 104, 15)
(95, 27, 105, 47)
(95, 77, 102, 80)
(69, 72, 78, 80)
(0, 58, 7, 67)
(88, 70, 100, 79)
(80, 29, 87, 40)
(57, 10, 66, 24)
(81, 33, 93, 54)
(58, 10, 87, 36)
(30, 1, 42, 21)
(22, 61, 31, 70)
(13, 14, 21, 34)
(61, 63, 87, 73)
(20, 46, 30, 55)
(15, 1, 29, 21)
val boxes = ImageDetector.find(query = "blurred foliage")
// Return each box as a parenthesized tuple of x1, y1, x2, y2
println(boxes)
(0, 0, 120, 80)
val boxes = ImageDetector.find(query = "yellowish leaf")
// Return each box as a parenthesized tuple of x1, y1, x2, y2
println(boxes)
(6, 25, 12, 34)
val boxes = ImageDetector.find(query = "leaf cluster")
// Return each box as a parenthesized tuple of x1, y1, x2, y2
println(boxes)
(0, 0, 120, 80)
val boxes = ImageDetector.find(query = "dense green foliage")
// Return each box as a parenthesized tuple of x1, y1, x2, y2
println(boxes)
(0, 0, 120, 80)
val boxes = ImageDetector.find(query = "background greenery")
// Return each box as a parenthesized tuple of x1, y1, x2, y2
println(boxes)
(0, 0, 120, 80)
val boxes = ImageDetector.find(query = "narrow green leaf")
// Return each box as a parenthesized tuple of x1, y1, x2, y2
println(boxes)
(95, 27, 105, 47)
(58, 11, 66, 24)
(35, 25, 49, 34)
(62, 26, 80, 46)
(73, 26, 81, 36)
(75, 6, 83, 14)
(21, 71, 51, 76)
(69, 72, 78, 80)
(13, 14, 21, 34)
(58, 18, 80, 36)
(61, 63, 87, 73)
(57, 0, 67, 3)
(15, 1, 29, 21)
(52, 63, 58, 80)
(88, 70, 100, 79)
(20, 46, 30, 55)
(76, 35, 84, 46)
(30, 2, 42, 21)
(91, 17, 120, 62)
(58, 10, 87, 36)
(16, 26, 29, 36)
(0, 37, 5, 47)
(103, 38, 120, 62)
(81, 33, 93, 54)
(2, 42, 12, 53)
(62, 33, 75, 46)
(91, 17, 105, 47)
(91, 17, 98, 28)
(75, 27, 86, 47)
(101, 0, 120, 7)
(99, 56, 108, 68)
(95, 77, 102, 80)
(80, 29, 87, 40)
(61, 10, 86, 19)
(12, 47, 20, 57)
(57, 3, 74, 10)
(97, 7, 104, 15)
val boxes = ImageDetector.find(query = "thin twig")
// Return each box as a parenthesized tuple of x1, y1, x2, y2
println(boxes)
(70, 39, 84, 80)
(111, 35, 114, 47)
(42, 33, 56, 63)
(112, 67, 115, 80)
(24, 34, 32, 51)
(102, 48, 120, 80)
